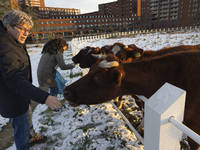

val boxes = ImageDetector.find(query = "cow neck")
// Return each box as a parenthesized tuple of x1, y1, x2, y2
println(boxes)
(120, 58, 171, 98)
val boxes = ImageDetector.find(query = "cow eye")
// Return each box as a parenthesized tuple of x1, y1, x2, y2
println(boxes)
(94, 75, 105, 81)
(92, 70, 108, 87)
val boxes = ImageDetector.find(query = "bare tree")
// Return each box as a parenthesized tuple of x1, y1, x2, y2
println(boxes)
(24, 7, 41, 46)
(0, 0, 17, 19)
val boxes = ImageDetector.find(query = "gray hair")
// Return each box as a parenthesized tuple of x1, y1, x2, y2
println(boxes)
(3, 9, 34, 28)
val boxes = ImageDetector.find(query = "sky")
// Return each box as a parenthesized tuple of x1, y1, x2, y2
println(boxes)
(44, 0, 116, 14)
(1, 29, 200, 149)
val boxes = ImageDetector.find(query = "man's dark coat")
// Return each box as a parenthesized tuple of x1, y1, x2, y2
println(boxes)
(0, 21, 49, 118)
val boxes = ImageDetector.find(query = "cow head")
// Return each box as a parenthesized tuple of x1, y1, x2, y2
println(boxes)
(100, 45, 113, 54)
(72, 46, 100, 68)
(103, 42, 128, 63)
(124, 45, 144, 62)
(63, 54, 125, 106)
(115, 48, 128, 63)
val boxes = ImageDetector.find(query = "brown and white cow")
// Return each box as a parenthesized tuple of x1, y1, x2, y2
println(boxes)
(72, 46, 101, 68)
(72, 43, 136, 108)
(125, 44, 200, 62)
(63, 51, 200, 149)
(72, 43, 130, 69)
(122, 44, 200, 109)
(92, 44, 200, 110)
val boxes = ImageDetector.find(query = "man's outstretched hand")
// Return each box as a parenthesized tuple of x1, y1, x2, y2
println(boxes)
(45, 95, 62, 110)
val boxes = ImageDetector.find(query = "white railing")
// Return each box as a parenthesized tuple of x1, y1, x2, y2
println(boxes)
(70, 28, 200, 149)
(110, 100, 145, 144)
(71, 26, 200, 56)
(169, 116, 200, 145)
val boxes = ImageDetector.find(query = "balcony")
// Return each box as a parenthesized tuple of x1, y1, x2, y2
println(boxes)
(150, 10, 159, 14)
(160, 17, 169, 21)
(150, 7, 159, 11)
(160, 9, 169, 13)
(161, 1, 169, 5)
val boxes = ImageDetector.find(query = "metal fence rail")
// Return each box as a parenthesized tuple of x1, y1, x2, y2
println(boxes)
(110, 101, 144, 144)
(169, 116, 200, 145)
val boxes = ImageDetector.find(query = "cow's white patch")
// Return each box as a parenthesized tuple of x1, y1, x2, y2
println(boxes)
(87, 49, 92, 54)
(111, 45, 121, 55)
(99, 60, 119, 68)
(91, 54, 106, 59)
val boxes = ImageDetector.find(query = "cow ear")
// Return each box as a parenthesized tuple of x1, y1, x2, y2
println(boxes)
(135, 49, 144, 58)
(112, 68, 123, 86)
(95, 47, 100, 52)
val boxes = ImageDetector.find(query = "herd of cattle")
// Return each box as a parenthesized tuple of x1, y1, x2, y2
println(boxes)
(63, 42, 200, 149)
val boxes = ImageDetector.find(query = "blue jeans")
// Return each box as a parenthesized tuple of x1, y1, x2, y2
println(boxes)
(10, 111, 30, 150)
(50, 86, 58, 97)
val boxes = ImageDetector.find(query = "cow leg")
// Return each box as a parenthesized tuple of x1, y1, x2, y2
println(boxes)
(116, 96, 123, 109)
(113, 96, 123, 109)
(131, 94, 144, 136)
(131, 94, 144, 111)
(180, 134, 190, 150)
(187, 138, 200, 150)
(182, 97, 200, 150)
(136, 117, 144, 136)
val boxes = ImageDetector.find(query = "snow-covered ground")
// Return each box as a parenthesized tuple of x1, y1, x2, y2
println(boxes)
(1, 29, 200, 150)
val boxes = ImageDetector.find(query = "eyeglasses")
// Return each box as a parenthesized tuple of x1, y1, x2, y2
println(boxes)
(15, 26, 31, 34)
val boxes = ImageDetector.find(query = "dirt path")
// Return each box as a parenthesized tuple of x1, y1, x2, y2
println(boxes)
(0, 101, 39, 150)
(0, 122, 14, 149)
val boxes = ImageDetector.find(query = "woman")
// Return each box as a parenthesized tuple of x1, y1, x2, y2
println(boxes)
(37, 38, 74, 96)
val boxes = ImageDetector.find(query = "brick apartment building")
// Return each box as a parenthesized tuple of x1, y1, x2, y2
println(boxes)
(141, 0, 200, 29)
(23, 0, 142, 39)
(2, 0, 200, 39)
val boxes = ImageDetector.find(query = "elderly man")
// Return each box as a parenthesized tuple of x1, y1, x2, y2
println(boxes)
(0, 10, 62, 149)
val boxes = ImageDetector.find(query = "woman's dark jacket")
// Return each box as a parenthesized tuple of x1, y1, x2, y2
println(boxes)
(0, 20, 49, 118)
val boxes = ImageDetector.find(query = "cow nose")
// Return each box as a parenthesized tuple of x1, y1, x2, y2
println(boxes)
(63, 90, 69, 99)
(72, 57, 77, 64)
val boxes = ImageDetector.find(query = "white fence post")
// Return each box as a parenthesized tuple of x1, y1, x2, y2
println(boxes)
(144, 82, 186, 150)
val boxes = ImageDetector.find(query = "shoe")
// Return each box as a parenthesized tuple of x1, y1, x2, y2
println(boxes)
(29, 133, 47, 146)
